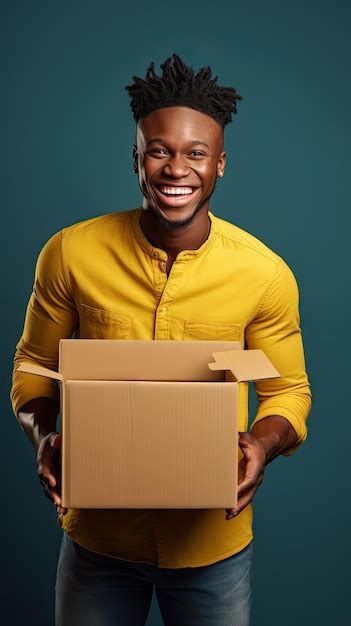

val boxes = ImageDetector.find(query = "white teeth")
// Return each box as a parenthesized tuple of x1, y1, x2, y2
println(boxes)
(159, 186, 193, 196)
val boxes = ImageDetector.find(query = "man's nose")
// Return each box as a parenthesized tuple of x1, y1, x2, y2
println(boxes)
(162, 154, 189, 178)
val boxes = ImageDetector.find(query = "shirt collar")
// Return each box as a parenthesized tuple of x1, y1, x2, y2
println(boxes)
(132, 208, 216, 261)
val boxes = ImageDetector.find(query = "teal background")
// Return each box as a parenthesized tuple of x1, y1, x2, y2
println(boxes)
(2, 1, 350, 624)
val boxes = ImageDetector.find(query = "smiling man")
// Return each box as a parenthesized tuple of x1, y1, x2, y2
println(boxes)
(11, 54, 312, 626)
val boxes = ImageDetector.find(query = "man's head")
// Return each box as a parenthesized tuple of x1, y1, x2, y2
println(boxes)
(125, 54, 242, 230)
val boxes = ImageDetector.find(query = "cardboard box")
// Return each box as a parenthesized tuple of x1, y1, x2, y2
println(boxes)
(18, 340, 280, 509)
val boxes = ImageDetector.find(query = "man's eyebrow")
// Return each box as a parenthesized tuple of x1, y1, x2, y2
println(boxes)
(188, 140, 210, 149)
(146, 138, 210, 149)
(146, 138, 166, 146)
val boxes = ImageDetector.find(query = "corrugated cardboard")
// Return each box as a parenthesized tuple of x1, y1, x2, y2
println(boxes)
(18, 339, 280, 509)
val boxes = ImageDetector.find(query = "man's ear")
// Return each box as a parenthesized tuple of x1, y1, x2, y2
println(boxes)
(217, 149, 227, 178)
(132, 145, 138, 174)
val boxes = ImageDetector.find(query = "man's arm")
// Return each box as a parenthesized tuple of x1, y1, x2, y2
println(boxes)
(11, 230, 77, 514)
(251, 414, 299, 463)
(11, 231, 78, 416)
(17, 396, 59, 452)
(17, 396, 67, 514)
(226, 258, 312, 520)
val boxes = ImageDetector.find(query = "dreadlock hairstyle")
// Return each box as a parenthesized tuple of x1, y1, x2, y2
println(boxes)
(125, 53, 242, 128)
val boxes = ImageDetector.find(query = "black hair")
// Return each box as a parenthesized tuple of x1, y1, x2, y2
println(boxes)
(125, 53, 242, 128)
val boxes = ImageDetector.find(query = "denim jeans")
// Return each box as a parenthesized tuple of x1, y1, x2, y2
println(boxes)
(55, 532, 253, 626)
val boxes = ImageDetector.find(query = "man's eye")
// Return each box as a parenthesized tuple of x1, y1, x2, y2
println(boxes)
(150, 149, 168, 155)
(189, 151, 205, 157)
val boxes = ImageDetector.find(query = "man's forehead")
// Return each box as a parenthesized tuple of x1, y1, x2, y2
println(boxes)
(136, 106, 224, 146)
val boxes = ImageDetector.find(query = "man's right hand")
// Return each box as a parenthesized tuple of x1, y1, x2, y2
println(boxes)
(36, 432, 68, 515)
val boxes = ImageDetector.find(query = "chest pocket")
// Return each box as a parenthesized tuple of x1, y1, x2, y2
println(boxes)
(79, 304, 132, 340)
(183, 319, 243, 342)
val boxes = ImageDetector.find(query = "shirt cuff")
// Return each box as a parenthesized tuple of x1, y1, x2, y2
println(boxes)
(249, 399, 310, 456)
(10, 380, 60, 417)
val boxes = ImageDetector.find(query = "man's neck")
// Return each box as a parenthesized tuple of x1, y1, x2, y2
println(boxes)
(139, 207, 211, 260)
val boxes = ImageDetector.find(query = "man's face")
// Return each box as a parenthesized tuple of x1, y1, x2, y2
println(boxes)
(133, 106, 226, 230)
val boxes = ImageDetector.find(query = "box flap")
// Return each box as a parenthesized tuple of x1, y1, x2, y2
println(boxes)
(208, 349, 280, 382)
(58, 339, 242, 381)
(17, 362, 63, 381)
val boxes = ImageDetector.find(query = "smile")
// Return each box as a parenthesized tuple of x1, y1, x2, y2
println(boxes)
(158, 185, 194, 196)
(152, 185, 201, 207)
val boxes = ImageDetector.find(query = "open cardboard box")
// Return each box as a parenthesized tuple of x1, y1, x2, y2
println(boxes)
(18, 340, 280, 509)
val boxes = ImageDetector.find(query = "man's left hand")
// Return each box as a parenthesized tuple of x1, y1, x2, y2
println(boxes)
(225, 431, 267, 521)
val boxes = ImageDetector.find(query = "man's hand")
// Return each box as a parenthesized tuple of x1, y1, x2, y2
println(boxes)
(225, 415, 299, 521)
(37, 432, 68, 515)
(16, 397, 65, 516)
(225, 431, 267, 521)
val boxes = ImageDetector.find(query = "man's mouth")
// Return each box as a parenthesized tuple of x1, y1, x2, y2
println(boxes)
(158, 185, 194, 197)
(152, 184, 200, 207)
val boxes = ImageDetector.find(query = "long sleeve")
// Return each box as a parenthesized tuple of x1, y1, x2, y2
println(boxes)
(245, 258, 312, 456)
(10, 230, 78, 416)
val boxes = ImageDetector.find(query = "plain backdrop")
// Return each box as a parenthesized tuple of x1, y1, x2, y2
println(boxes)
(2, 1, 350, 624)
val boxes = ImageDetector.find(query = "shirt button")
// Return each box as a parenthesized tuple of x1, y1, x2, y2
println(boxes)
(153, 252, 158, 258)
(161, 262, 166, 270)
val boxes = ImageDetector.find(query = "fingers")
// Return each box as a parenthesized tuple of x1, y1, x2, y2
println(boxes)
(37, 432, 67, 515)
(237, 464, 262, 497)
(51, 433, 62, 449)
(236, 485, 259, 513)
(225, 488, 258, 520)
(237, 433, 266, 497)
(224, 432, 266, 521)
(38, 473, 60, 504)
(55, 504, 68, 515)
(225, 475, 262, 520)
(38, 475, 68, 514)
(237, 458, 259, 497)
(225, 508, 236, 520)
(39, 471, 56, 488)
(37, 462, 58, 492)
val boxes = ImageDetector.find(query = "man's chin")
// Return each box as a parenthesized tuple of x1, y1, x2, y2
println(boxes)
(147, 202, 206, 231)
(153, 212, 195, 231)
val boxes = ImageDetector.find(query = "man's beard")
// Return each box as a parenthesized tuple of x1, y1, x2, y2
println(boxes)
(148, 183, 216, 232)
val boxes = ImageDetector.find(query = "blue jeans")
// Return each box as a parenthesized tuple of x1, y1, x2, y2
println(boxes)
(55, 532, 253, 626)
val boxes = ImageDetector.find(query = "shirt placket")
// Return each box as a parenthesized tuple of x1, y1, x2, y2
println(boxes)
(152, 250, 188, 341)
(150, 250, 190, 562)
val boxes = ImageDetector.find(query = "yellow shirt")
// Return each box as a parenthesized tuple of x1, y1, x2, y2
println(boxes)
(10, 208, 312, 568)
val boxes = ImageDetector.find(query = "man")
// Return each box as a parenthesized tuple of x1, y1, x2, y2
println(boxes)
(11, 54, 312, 626)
